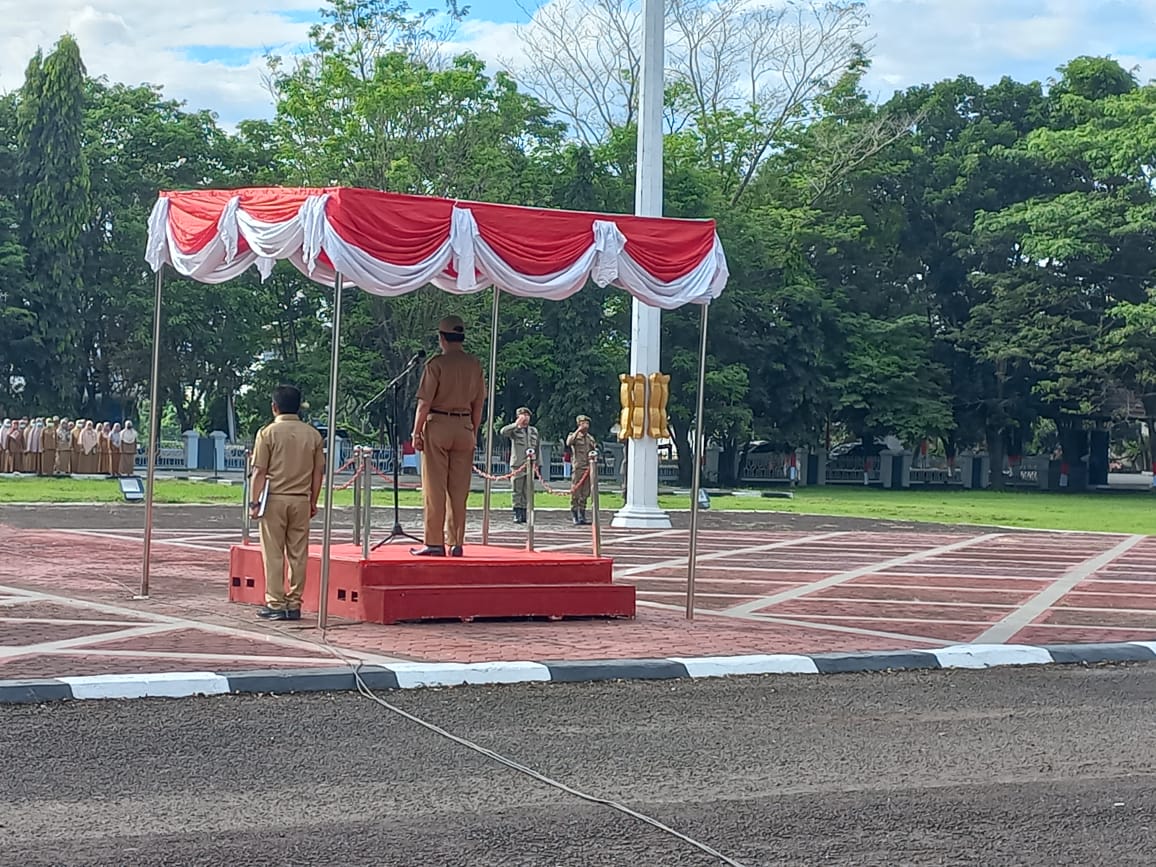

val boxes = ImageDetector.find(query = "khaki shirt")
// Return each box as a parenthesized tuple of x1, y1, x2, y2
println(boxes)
(566, 430, 598, 467)
(251, 414, 324, 496)
(501, 423, 540, 465)
(416, 350, 486, 416)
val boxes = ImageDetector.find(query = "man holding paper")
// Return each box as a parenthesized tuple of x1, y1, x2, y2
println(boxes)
(249, 385, 325, 621)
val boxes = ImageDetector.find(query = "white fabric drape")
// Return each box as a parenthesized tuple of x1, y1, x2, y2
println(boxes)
(146, 194, 727, 309)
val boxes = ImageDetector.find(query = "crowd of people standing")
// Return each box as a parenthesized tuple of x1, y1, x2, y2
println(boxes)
(0, 417, 139, 477)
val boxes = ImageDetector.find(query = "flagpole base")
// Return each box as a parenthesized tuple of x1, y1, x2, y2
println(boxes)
(611, 504, 671, 529)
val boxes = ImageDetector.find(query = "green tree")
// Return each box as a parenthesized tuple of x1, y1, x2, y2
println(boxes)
(17, 35, 90, 409)
(965, 59, 1155, 466)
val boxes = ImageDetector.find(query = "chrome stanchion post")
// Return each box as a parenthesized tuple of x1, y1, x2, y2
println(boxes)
(241, 449, 252, 544)
(141, 266, 165, 599)
(361, 448, 372, 560)
(525, 448, 536, 552)
(686, 302, 710, 621)
(482, 286, 501, 544)
(352, 447, 362, 546)
(589, 449, 601, 557)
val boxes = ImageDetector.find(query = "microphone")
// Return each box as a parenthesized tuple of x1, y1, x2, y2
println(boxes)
(408, 350, 427, 366)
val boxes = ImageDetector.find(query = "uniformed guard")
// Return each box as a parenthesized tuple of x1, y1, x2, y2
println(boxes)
(619, 449, 628, 504)
(249, 385, 325, 621)
(566, 414, 598, 525)
(410, 315, 486, 557)
(501, 407, 539, 524)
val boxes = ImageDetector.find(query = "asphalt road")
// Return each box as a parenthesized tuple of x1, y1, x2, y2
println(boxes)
(3, 666, 1155, 866)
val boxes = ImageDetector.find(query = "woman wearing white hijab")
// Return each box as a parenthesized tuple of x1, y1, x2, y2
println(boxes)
(25, 419, 42, 474)
(110, 423, 122, 477)
(78, 421, 100, 474)
(119, 421, 138, 477)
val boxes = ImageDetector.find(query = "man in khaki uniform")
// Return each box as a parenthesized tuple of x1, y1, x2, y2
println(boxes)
(410, 315, 486, 557)
(500, 407, 539, 524)
(42, 418, 57, 475)
(566, 414, 598, 525)
(249, 385, 325, 621)
(56, 420, 73, 474)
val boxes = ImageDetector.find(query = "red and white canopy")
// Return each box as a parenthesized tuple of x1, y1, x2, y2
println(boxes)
(145, 187, 728, 309)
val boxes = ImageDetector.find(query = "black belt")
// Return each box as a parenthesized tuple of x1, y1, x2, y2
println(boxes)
(430, 410, 470, 417)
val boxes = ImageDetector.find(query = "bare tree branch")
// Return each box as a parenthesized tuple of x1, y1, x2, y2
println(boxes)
(508, 0, 871, 201)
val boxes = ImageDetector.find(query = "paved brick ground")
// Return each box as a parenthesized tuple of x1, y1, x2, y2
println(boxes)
(0, 516, 1154, 678)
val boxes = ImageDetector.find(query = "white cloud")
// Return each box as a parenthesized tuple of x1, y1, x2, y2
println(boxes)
(859, 0, 1156, 102)
(443, 19, 528, 69)
(2, 0, 1154, 129)
(0, 0, 317, 125)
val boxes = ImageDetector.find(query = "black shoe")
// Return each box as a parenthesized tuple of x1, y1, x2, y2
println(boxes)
(410, 545, 446, 557)
(257, 607, 288, 621)
(286, 609, 302, 621)
(449, 546, 463, 558)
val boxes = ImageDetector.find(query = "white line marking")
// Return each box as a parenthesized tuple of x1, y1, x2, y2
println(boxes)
(58, 529, 232, 553)
(0, 624, 178, 659)
(36, 649, 340, 665)
(976, 534, 1147, 643)
(537, 529, 681, 552)
(0, 617, 148, 626)
(635, 600, 950, 646)
(615, 531, 847, 578)
(755, 596, 1019, 610)
(0, 583, 406, 666)
(722, 534, 1006, 616)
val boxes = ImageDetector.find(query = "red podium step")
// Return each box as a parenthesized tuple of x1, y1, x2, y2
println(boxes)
(228, 542, 635, 624)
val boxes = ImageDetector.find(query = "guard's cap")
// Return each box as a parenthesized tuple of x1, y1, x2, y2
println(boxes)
(437, 315, 465, 335)
(576, 414, 590, 423)
(516, 406, 532, 416)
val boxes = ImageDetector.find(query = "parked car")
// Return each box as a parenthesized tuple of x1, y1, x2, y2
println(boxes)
(827, 441, 887, 462)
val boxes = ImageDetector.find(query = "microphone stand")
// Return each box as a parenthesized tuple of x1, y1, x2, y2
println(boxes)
(369, 353, 425, 549)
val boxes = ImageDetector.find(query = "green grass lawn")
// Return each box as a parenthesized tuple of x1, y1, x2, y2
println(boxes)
(0, 476, 1152, 534)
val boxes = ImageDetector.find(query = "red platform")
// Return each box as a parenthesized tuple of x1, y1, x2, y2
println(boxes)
(228, 542, 635, 624)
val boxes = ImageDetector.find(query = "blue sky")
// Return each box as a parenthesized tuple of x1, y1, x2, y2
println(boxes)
(2, 0, 1153, 128)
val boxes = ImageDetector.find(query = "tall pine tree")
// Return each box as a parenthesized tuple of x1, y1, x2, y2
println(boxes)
(17, 35, 89, 409)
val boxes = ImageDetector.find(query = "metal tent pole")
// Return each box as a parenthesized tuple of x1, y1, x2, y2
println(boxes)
(361, 447, 372, 560)
(241, 449, 252, 544)
(140, 267, 165, 599)
(481, 287, 501, 544)
(352, 447, 362, 546)
(589, 450, 602, 557)
(685, 302, 710, 620)
(318, 273, 345, 630)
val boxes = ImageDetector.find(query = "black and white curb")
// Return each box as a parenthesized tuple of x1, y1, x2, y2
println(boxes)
(3, 641, 1155, 703)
